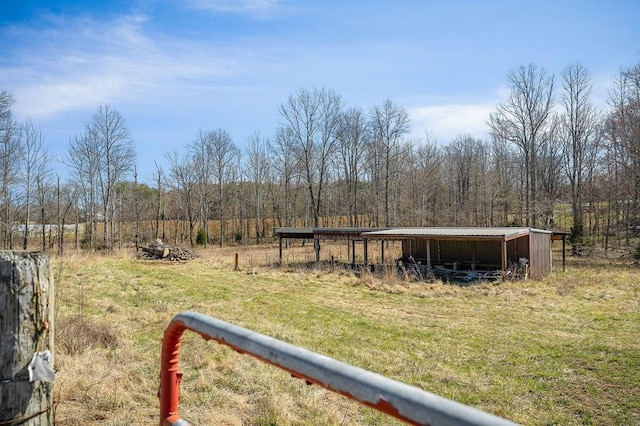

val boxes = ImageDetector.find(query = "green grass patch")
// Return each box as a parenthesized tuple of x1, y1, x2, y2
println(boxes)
(53, 250, 640, 425)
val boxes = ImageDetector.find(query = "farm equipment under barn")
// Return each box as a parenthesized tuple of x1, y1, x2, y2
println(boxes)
(396, 257, 509, 283)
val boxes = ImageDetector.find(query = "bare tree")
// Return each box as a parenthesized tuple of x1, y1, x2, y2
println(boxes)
(153, 160, 166, 241)
(536, 116, 563, 228)
(228, 158, 245, 243)
(55, 176, 77, 255)
(280, 87, 344, 227)
(0, 90, 13, 129)
(191, 130, 214, 246)
(68, 106, 135, 250)
(559, 63, 600, 252)
(67, 132, 100, 249)
(337, 107, 368, 227)
(444, 135, 490, 225)
(605, 63, 640, 242)
(599, 139, 622, 248)
(19, 118, 50, 250)
(87, 105, 135, 249)
(364, 136, 383, 227)
(490, 135, 522, 225)
(208, 129, 240, 247)
(445, 135, 474, 225)
(270, 126, 300, 228)
(167, 151, 200, 247)
(34, 171, 53, 251)
(0, 91, 21, 248)
(409, 131, 442, 226)
(489, 63, 555, 227)
(246, 132, 269, 243)
(369, 99, 411, 227)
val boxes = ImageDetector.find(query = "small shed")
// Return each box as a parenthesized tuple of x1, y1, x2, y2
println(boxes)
(362, 227, 553, 280)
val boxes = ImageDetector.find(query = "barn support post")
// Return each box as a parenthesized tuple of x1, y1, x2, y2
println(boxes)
(0, 251, 55, 425)
(471, 242, 476, 270)
(501, 240, 507, 271)
(278, 236, 283, 265)
(351, 240, 356, 267)
(562, 236, 566, 272)
(363, 239, 369, 266)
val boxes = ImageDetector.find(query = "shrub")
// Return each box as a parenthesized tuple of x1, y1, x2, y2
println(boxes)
(569, 223, 584, 256)
(196, 228, 207, 246)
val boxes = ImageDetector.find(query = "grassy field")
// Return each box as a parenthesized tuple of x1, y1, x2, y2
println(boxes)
(52, 245, 640, 425)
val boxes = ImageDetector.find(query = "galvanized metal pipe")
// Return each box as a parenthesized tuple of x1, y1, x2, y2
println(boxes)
(159, 311, 518, 426)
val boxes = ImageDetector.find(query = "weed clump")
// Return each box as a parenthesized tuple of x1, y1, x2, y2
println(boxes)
(56, 314, 119, 356)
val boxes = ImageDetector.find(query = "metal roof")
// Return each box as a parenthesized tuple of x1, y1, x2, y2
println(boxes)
(275, 228, 314, 238)
(313, 227, 387, 234)
(276, 227, 554, 241)
(313, 227, 387, 240)
(275, 227, 387, 240)
(362, 227, 551, 241)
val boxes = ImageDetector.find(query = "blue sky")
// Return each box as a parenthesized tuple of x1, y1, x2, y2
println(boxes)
(1, 0, 639, 182)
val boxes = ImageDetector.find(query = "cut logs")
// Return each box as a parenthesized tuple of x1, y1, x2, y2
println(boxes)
(139, 239, 198, 261)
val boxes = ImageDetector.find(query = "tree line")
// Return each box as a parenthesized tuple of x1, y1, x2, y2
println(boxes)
(1, 62, 639, 255)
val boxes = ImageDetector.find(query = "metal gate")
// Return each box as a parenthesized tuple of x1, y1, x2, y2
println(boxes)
(159, 311, 517, 426)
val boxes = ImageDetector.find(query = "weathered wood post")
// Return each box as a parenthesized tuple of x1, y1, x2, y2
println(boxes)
(0, 252, 54, 425)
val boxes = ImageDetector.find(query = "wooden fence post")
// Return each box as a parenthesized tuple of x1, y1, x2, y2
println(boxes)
(0, 251, 54, 425)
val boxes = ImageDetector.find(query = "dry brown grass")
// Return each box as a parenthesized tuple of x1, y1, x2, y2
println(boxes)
(51, 244, 640, 425)
(55, 314, 119, 357)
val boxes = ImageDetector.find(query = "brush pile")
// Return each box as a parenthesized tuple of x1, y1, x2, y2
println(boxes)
(139, 239, 198, 261)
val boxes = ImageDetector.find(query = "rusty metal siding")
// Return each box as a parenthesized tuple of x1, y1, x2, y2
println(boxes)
(529, 231, 551, 279)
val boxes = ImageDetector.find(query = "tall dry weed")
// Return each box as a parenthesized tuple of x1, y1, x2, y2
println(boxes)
(55, 314, 119, 357)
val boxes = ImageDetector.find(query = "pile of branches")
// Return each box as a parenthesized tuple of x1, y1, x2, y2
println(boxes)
(139, 239, 198, 261)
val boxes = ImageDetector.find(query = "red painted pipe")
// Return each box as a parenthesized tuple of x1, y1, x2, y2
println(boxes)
(159, 319, 187, 425)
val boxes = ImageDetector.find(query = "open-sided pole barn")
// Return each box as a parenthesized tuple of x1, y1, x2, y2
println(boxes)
(275, 227, 561, 280)
(362, 227, 553, 280)
(275, 228, 315, 263)
(274, 228, 386, 266)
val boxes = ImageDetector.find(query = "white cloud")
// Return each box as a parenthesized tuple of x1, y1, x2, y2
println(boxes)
(187, 0, 281, 14)
(408, 103, 496, 144)
(15, 76, 126, 119)
(1, 13, 245, 121)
